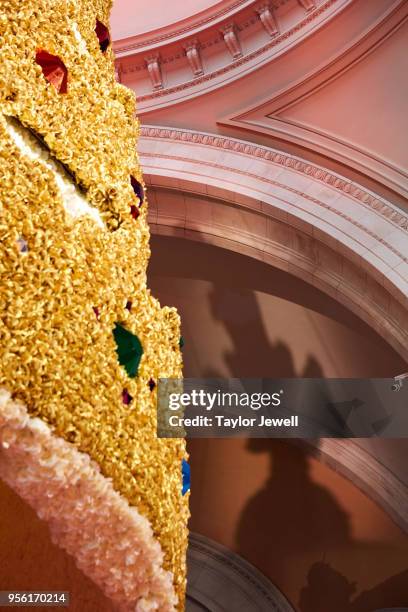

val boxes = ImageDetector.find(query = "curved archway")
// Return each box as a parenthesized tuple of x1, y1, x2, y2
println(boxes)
(140, 127, 408, 360)
(149, 231, 408, 532)
(142, 128, 408, 531)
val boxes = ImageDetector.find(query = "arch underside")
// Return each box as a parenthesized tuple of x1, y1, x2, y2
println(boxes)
(140, 127, 408, 362)
(139, 126, 408, 532)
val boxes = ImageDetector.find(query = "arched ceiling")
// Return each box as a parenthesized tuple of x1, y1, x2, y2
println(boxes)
(109, 0, 408, 541)
(111, 0, 408, 359)
(139, 126, 408, 361)
(110, 0, 229, 39)
(113, 0, 408, 206)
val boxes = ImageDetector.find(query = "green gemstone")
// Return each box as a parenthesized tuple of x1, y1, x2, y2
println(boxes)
(179, 336, 185, 348)
(113, 323, 143, 378)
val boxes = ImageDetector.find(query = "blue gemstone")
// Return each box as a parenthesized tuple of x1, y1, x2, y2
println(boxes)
(182, 459, 190, 495)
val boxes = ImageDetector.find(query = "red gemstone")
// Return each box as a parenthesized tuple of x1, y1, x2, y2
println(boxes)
(92, 306, 100, 319)
(36, 50, 68, 93)
(130, 205, 140, 220)
(130, 176, 145, 206)
(148, 378, 156, 392)
(126, 300, 132, 311)
(95, 20, 110, 53)
(122, 389, 132, 405)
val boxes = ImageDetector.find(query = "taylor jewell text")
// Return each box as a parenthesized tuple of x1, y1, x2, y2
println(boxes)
(167, 390, 300, 430)
(167, 413, 299, 429)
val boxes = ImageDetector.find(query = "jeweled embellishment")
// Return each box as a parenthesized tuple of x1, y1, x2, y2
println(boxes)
(182, 459, 190, 495)
(1, 0, 187, 602)
(95, 20, 111, 53)
(122, 389, 133, 405)
(113, 323, 143, 378)
(130, 205, 140, 220)
(148, 378, 156, 392)
(131, 176, 145, 206)
(35, 50, 68, 93)
(16, 237, 28, 254)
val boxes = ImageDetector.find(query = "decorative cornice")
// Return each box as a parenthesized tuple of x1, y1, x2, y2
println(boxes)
(298, 0, 316, 10)
(140, 126, 408, 236)
(222, 1, 408, 201)
(220, 23, 243, 59)
(256, 2, 279, 37)
(114, 0, 274, 54)
(146, 149, 408, 271)
(131, 0, 339, 102)
(183, 39, 204, 77)
(145, 54, 163, 89)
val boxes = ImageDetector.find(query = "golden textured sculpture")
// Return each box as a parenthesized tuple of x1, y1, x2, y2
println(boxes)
(0, 1, 188, 609)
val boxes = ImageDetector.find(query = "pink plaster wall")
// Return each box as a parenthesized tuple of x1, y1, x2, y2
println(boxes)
(148, 236, 406, 379)
(187, 437, 408, 612)
(148, 235, 408, 612)
(110, 0, 223, 39)
(279, 17, 408, 179)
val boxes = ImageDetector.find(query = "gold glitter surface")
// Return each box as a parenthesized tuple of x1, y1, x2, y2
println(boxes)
(0, 0, 188, 607)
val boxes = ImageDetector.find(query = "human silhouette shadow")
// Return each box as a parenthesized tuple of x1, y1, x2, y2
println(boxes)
(205, 285, 352, 582)
(299, 561, 357, 612)
(187, 267, 408, 611)
(236, 439, 352, 593)
(206, 284, 324, 379)
(149, 235, 407, 377)
(299, 562, 408, 612)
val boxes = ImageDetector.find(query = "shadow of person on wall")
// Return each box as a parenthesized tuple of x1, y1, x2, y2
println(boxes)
(206, 285, 304, 378)
(299, 561, 357, 612)
(199, 281, 408, 611)
(206, 285, 353, 593)
(299, 561, 408, 612)
(236, 439, 352, 595)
